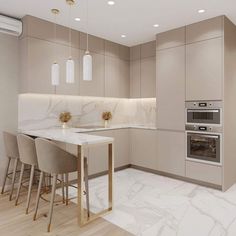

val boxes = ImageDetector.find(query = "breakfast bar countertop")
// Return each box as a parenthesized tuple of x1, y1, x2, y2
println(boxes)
(21, 128, 114, 146)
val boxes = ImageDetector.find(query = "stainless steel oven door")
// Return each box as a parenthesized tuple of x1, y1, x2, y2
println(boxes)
(187, 132, 221, 163)
(187, 109, 221, 124)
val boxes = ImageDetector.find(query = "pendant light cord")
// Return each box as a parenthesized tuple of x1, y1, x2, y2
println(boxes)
(68, 4, 72, 58)
(86, 0, 89, 52)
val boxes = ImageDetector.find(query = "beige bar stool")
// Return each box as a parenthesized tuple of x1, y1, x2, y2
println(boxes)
(34, 138, 90, 232)
(1, 132, 20, 201)
(15, 134, 38, 213)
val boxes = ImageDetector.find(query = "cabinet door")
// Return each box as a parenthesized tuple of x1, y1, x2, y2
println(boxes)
(186, 37, 223, 101)
(130, 129, 157, 169)
(119, 60, 130, 98)
(79, 51, 105, 97)
(113, 129, 130, 168)
(157, 130, 185, 177)
(130, 60, 141, 98)
(141, 57, 156, 98)
(156, 46, 185, 131)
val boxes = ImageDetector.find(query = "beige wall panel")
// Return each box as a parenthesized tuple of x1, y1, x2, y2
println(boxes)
(186, 161, 222, 185)
(186, 37, 223, 101)
(156, 27, 185, 50)
(186, 16, 223, 44)
(0, 33, 18, 187)
(119, 45, 130, 61)
(79, 50, 105, 97)
(141, 56, 156, 98)
(156, 46, 185, 131)
(157, 130, 185, 176)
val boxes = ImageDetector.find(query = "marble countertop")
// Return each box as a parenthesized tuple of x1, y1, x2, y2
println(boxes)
(71, 124, 157, 132)
(21, 128, 114, 146)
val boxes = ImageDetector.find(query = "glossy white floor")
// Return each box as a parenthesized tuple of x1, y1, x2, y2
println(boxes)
(60, 168, 236, 236)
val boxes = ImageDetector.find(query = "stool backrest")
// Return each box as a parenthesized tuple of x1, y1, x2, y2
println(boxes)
(3, 131, 19, 159)
(35, 138, 77, 174)
(17, 134, 38, 166)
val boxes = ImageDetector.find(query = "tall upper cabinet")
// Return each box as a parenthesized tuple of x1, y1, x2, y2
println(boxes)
(130, 41, 156, 98)
(156, 27, 186, 131)
(186, 16, 224, 101)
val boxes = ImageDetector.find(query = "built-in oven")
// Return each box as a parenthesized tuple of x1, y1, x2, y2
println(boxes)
(186, 101, 222, 125)
(187, 132, 221, 164)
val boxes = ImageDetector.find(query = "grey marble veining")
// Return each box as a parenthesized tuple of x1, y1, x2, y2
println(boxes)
(59, 168, 236, 236)
(18, 94, 156, 130)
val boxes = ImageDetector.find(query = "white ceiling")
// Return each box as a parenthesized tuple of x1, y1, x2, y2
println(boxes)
(0, 0, 236, 46)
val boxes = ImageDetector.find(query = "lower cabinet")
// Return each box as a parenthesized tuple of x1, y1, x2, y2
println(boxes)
(157, 130, 185, 177)
(186, 161, 222, 185)
(130, 129, 157, 169)
(66, 129, 130, 177)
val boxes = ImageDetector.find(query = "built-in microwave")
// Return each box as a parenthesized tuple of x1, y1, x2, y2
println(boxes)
(186, 101, 222, 125)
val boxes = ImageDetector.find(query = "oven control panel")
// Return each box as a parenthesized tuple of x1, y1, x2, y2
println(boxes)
(185, 101, 222, 109)
(185, 124, 222, 133)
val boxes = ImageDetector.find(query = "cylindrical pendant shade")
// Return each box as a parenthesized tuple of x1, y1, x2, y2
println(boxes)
(66, 58, 75, 83)
(51, 63, 60, 86)
(83, 53, 92, 81)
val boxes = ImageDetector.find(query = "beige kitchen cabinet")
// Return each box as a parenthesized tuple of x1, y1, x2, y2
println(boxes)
(130, 129, 157, 170)
(186, 161, 222, 185)
(156, 27, 185, 50)
(157, 130, 185, 177)
(186, 37, 223, 101)
(79, 50, 105, 97)
(156, 46, 185, 131)
(186, 16, 223, 44)
(141, 57, 156, 98)
(130, 60, 141, 98)
(20, 37, 80, 95)
(105, 56, 130, 98)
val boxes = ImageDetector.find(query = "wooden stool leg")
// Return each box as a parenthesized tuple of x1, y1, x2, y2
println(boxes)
(26, 165, 35, 214)
(9, 158, 19, 201)
(15, 163, 25, 206)
(48, 174, 57, 232)
(1, 157, 11, 194)
(33, 171, 44, 221)
(65, 173, 69, 206)
(84, 158, 90, 218)
(61, 174, 65, 204)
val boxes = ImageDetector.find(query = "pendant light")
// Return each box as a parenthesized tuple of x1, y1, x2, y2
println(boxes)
(83, 0, 92, 81)
(66, 0, 75, 84)
(51, 9, 60, 88)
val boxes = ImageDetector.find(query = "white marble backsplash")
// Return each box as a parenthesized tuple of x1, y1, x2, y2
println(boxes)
(18, 94, 156, 130)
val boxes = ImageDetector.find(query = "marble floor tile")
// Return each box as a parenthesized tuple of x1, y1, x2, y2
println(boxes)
(57, 168, 236, 236)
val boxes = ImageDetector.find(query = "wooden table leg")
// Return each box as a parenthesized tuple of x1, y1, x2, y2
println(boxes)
(77, 145, 84, 226)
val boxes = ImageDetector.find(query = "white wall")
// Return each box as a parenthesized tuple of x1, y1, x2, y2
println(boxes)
(0, 32, 19, 187)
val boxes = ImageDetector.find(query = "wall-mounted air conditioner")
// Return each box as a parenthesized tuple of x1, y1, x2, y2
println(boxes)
(0, 15, 22, 37)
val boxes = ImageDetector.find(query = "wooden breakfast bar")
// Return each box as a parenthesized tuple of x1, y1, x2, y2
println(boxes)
(21, 128, 114, 227)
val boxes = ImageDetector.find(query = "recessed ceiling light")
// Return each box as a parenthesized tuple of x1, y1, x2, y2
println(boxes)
(107, 1, 115, 5)
(153, 24, 159, 28)
(198, 9, 205, 13)
(121, 34, 126, 38)
(75, 17, 81, 21)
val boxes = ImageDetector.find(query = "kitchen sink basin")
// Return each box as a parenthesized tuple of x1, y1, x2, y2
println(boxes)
(77, 125, 105, 129)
